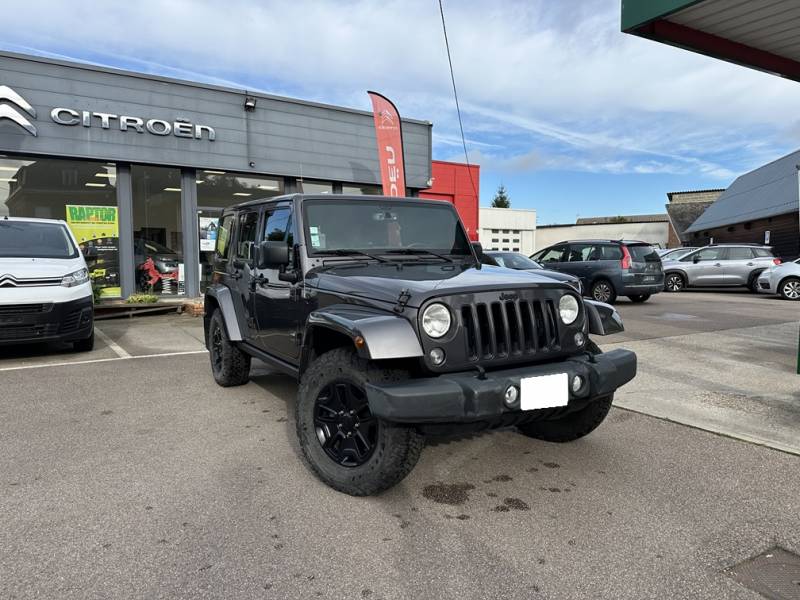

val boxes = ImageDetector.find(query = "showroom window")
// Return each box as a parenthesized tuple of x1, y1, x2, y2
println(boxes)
(342, 184, 382, 195)
(196, 170, 284, 292)
(0, 155, 120, 299)
(132, 165, 183, 295)
(299, 179, 333, 194)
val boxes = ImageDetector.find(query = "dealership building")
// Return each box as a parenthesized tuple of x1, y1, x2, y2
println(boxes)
(0, 51, 435, 299)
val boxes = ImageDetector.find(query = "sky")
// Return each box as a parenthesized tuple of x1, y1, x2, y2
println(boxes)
(3, 0, 800, 224)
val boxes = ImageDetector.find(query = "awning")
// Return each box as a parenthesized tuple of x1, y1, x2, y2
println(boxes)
(622, 0, 800, 82)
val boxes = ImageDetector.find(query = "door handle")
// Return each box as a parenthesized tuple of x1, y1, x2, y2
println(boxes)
(746, 262, 755, 266)
(714, 263, 722, 267)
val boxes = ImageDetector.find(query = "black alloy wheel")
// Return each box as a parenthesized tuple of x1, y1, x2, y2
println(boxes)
(314, 381, 378, 467)
(210, 323, 224, 373)
(664, 273, 685, 292)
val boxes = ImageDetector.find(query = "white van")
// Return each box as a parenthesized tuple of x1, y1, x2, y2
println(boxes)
(0, 217, 94, 351)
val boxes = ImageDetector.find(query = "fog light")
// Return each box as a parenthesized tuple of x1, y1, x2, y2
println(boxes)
(504, 385, 519, 407)
(574, 332, 585, 347)
(429, 347, 445, 365)
(571, 375, 583, 393)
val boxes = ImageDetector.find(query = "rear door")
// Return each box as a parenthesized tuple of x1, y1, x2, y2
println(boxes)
(228, 208, 262, 340)
(722, 246, 756, 285)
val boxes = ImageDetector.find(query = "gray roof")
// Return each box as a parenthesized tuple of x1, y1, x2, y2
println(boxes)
(685, 150, 800, 233)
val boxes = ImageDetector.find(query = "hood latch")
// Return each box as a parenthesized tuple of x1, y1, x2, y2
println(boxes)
(393, 288, 412, 313)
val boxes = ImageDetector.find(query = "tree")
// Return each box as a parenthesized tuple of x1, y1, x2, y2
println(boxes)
(491, 184, 511, 208)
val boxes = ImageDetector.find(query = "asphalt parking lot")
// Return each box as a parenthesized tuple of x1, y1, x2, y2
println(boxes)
(1, 291, 798, 599)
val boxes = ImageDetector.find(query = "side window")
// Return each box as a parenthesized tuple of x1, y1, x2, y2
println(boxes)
(234, 211, 260, 260)
(727, 247, 754, 260)
(216, 213, 235, 260)
(692, 247, 725, 262)
(753, 248, 773, 258)
(566, 243, 594, 262)
(600, 245, 623, 260)
(538, 245, 566, 263)
(263, 207, 295, 270)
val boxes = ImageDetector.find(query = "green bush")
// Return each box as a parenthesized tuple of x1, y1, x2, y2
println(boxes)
(125, 293, 159, 304)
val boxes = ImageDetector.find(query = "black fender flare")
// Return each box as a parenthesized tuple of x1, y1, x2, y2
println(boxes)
(583, 299, 625, 336)
(204, 286, 243, 342)
(305, 305, 423, 361)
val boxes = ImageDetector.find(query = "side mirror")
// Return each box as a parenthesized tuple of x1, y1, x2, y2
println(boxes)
(693, 255, 701, 263)
(471, 241, 484, 256)
(257, 240, 290, 269)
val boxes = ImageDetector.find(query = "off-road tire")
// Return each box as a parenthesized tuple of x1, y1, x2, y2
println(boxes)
(590, 279, 617, 304)
(664, 272, 685, 292)
(779, 276, 800, 301)
(627, 294, 651, 303)
(73, 330, 95, 352)
(208, 308, 251, 387)
(518, 339, 612, 442)
(296, 348, 424, 496)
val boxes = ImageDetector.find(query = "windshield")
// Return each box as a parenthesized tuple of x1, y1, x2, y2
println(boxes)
(303, 199, 471, 256)
(492, 253, 541, 269)
(662, 248, 693, 261)
(627, 244, 660, 262)
(0, 221, 78, 259)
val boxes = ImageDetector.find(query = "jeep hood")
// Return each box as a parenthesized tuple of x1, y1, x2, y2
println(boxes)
(306, 263, 570, 307)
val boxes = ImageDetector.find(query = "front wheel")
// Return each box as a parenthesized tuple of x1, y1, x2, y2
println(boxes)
(627, 294, 651, 303)
(208, 309, 251, 387)
(664, 272, 685, 292)
(779, 277, 800, 300)
(590, 279, 617, 304)
(296, 348, 424, 496)
(73, 330, 95, 352)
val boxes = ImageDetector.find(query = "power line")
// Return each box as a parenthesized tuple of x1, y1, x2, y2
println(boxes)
(438, 0, 479, 203)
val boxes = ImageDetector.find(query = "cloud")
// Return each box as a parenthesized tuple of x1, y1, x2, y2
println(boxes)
(2, 0, 798, 183)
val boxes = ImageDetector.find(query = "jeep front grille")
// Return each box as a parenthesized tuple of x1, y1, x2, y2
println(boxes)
(460, 298, 560, 361)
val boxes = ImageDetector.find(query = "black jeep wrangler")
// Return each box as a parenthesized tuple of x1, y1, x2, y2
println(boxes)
(204, 194, 636, 496)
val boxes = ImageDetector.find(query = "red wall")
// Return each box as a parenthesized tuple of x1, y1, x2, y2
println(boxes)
(420, 160, 480, 240)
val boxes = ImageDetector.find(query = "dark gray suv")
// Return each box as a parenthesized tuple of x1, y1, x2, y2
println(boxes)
(531, 240, 664, 304)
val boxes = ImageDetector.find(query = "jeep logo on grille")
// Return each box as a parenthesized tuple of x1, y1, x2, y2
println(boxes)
(499, 292, 519, 301)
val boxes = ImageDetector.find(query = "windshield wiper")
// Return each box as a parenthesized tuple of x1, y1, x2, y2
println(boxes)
(317, 248, 390, 263)
(384, 248, 455, 263)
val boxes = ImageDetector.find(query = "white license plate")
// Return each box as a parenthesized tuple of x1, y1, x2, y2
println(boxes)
(520, 373, 569, 410)
(643, 276, 657, 282)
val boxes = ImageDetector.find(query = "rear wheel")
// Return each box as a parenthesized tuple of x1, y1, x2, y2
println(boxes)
(664, 272, 685, 292)
(748, 272, 763, 293)
(779, 277, 800, 300)
(208, 309, 251, 387)
(590, 279, 617, 304)
(627, 294, 651, 303)
(296, 348, 424, 496)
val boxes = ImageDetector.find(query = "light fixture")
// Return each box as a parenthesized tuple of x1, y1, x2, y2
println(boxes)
(203, 170, 226, 175)
(244, 96, 257, 111)
(196, 180, 204, 184)
(85, 183, 106, 188)
(94, 172, 116, 178)
(233, 192, 252, 197)
(164, 187, 181, 192)
(0, 166, 19, 171)
(0, 177, 17, 182)
(258, 184, 279, 190)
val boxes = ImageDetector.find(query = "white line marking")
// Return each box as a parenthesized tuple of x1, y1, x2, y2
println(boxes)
(94, 327, 132, 359)
(0, 349, 208, 372)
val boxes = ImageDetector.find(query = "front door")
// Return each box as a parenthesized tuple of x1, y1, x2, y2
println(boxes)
(252, 205, 302, 360)
(684, 247, 726, 285)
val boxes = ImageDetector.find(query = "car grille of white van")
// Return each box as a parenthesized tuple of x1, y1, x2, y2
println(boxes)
(0, 275, 63, 288)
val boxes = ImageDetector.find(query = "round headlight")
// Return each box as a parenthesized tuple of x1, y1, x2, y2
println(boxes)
(421, 303, 451, 338)
(558, 294, 580, 325)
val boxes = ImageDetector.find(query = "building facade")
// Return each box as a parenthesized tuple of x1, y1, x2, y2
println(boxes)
(420, 160, 480, 240)
(0, 51, 433, 299)
(665, 189, 723, 247)
(478, 207, 537, 255)
(535, 214, 672, 252)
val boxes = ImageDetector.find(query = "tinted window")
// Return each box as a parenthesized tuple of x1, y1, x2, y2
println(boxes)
(303, 199, 470, 255)
(599, 245, 623, 260)
(537, 245, 566, 263)
(566, 243, 594, 262)
(234, 211, 259, 260)
(493, 253, 541, 269)
(0, 221, 77, 259)
(627, 244, 660, 262)
(727, 247, 754, 260)
(264, 208, 291, 242)
(216, 214, 234, 259)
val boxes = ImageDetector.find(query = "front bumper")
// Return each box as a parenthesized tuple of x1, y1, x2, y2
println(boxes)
(757, 274, 774, 294)
(0, 296, 94, 345)
(366, 348, 636, 424)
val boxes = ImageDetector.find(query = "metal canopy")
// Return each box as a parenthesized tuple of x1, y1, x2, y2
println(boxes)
(622, 0, 800, 81)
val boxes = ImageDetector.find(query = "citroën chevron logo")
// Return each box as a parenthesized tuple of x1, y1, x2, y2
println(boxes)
(0, 85, 37, 136)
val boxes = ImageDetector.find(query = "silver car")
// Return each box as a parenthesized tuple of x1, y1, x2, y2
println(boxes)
(757, 258, 800, 300)
(657, 247, 697, 261)
(662, 244, 778, 292)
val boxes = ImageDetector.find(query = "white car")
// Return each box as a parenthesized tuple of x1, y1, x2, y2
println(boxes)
(0, 217, 95, 350)
(757, 258, 800, 300)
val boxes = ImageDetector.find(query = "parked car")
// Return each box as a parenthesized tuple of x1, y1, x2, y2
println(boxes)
(0, 217, 94, 350)
(204, 194, 637, 495)
(530, 240, 663, 304)
(756, 257, 800, 300)
(657, 247, 697, 261)
(661, 244, 779, 293)
(483, 251, 582, 294)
